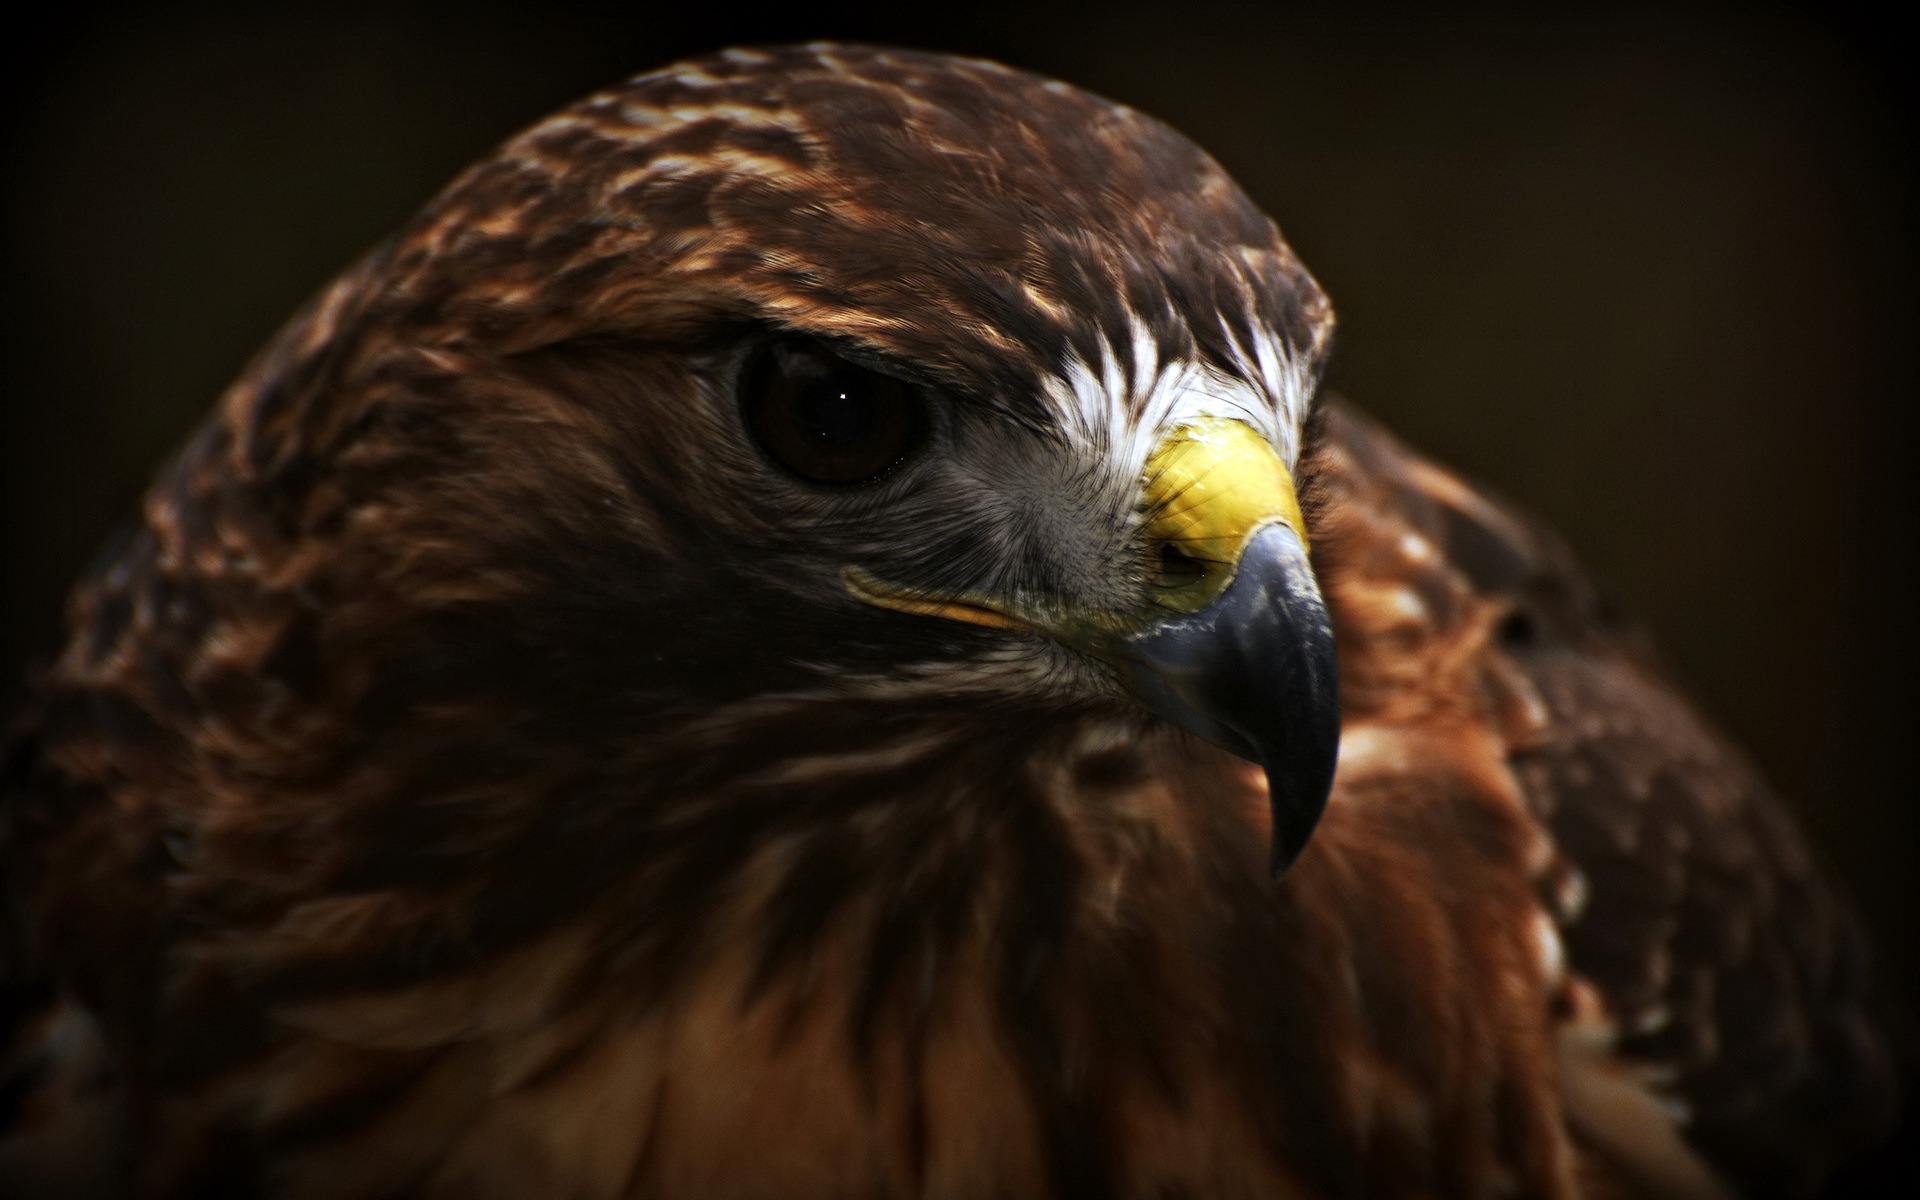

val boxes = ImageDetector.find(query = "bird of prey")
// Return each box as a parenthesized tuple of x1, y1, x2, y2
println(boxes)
(0, 43, 1896, 1200)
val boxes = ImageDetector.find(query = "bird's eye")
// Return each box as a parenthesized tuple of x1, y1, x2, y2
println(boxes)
(743, 341, 927, 485)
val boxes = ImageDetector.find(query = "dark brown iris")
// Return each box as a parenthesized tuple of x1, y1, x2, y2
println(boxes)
(743, 341, 927, 484)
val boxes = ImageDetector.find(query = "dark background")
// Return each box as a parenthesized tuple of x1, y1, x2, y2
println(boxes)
(3, 0, 1913, 1107)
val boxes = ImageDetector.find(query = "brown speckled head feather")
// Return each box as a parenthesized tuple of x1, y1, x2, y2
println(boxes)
(0, 43, 1893, 1200)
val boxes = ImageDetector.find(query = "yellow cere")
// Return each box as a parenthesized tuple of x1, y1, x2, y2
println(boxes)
(1140, 417, 1306, 613)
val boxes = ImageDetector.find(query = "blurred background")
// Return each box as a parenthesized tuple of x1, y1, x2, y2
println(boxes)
(2, 0, 1913, 1095)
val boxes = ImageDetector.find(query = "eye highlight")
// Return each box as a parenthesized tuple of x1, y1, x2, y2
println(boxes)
(743, 341, 928, 485)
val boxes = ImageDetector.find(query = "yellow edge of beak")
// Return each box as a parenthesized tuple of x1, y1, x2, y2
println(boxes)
(843, 568, 1038, 634)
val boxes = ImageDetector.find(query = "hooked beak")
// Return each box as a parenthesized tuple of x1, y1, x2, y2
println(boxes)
(1120, 520, 1338, 875)
(846, 417, 1341, 877)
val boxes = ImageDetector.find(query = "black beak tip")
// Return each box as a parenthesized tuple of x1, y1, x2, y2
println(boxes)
(1265, 747, 1337, 879)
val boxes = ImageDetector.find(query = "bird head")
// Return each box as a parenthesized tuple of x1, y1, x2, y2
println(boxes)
(275, 44, 1340, 875)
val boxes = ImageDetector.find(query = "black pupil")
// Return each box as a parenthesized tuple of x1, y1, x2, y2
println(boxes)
(794, 380, 876, 449)
(745, 342, 922, 484)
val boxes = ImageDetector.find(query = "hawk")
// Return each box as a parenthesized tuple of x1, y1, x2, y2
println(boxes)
(0, 43, 1896, 1200)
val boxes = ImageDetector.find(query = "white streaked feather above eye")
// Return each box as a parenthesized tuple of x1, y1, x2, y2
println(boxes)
(1039, 315, 1316, 482)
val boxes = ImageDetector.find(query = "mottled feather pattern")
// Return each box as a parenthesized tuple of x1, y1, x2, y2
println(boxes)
(0, 42, 1894, 1200)
(1310, 404, 1894, 1197)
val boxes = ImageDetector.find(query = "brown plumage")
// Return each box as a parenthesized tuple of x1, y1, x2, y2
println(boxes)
(0, 43, 1895, 1199)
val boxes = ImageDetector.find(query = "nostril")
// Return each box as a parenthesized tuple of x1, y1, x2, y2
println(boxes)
(1158, 543, 1207, 586)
